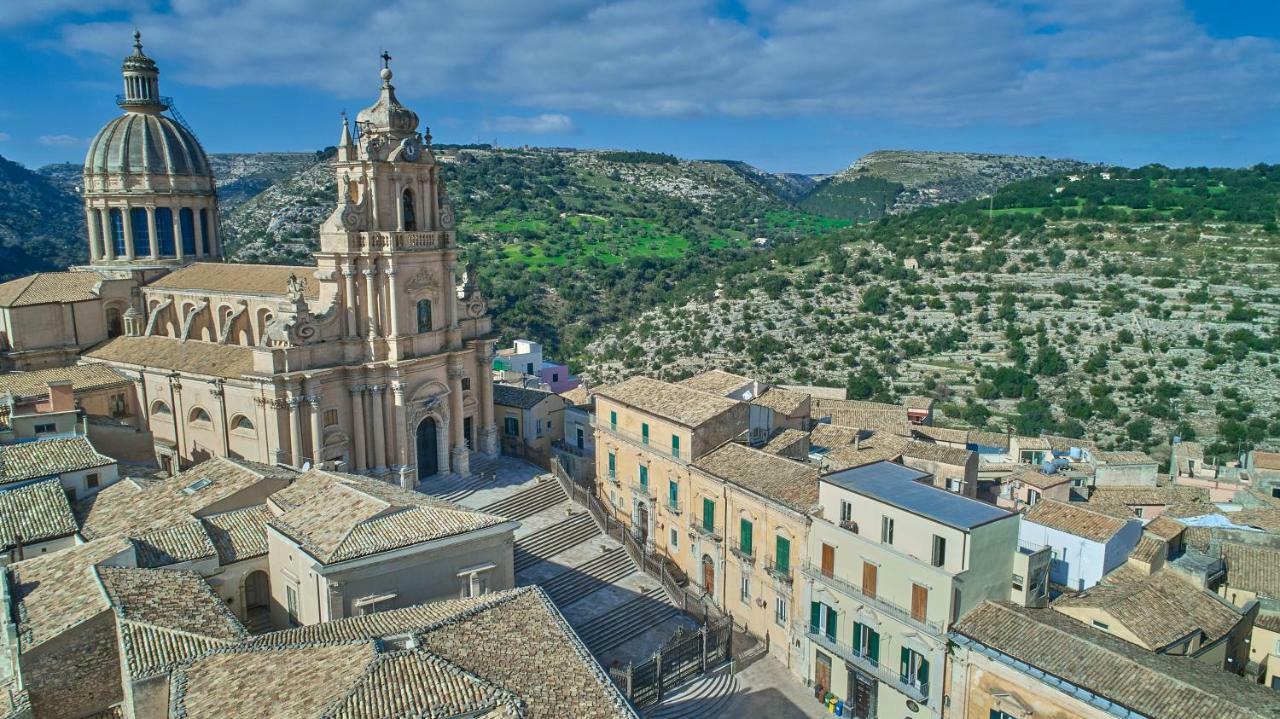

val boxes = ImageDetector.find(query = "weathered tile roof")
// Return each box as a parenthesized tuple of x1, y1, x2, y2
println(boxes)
(811, 424, 910, 471)
(1042, 433, 1100, 455)
(762, 428, 809, 456)
(901, 439, 973, 466)
(559, 385, 592, 407)
(912, 425, 969, 445)
(1099, 450, 1158, 465)
(181, 587, 635, 719)
(1006, 464, 1073, 490)
(752, 387, 809, 416)
(147, 262, 320, 299)
(1252, 451, 1280, 471)
(1088, 485, 1210, 507)
(0, 436, 114, 484)
(813, 398, 909, 431)
(595, 376, 741, 428)
(1229, 508, 1280, 533)
(492, 383, 556, 410)
(1143, 514, 1187, 541)
(201, 505, 272, 564)
(83, 335, 256, 377)
(901, 395, 934, 411)
(0, 478, 78, 551)
(1023, 499, 1131, 543)
(96, 567, 246, 679)
(131, 520, 218, 567)
(0, 364, 131, 401)
(1255, 612, 1280, 634)
(0, 679, 30, 719)
(8, 536, 134, 651)
(693, 442, 819, 512)
(1053, 566, 1244, 652)
(1015, 435, 1051, 451)
(1129, 534, 1167, 564)
(268, 469, 508, 564)
(1219, 542, 1280, 600)
(0, 271, 102, 307)
(967, 429, 1011, 451)
(676, 369, 753, 395)
(953, 601, 1280, 719)
(1174, 441, 1205, 460)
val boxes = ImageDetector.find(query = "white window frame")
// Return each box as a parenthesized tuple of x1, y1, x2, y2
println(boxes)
(457, 563, 496, 599)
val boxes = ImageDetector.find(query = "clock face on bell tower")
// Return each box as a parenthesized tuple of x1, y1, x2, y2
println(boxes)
(401, 137, 420, 162)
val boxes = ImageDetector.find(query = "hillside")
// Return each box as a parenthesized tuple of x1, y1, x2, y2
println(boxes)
(706, 160, 820, 203)
(0, 155, 86, 279)
(582, 164, 1280, 461)
(799, 150, 1091, 220)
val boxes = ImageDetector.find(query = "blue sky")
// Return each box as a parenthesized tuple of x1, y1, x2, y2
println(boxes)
(1, 0, 1278, 174)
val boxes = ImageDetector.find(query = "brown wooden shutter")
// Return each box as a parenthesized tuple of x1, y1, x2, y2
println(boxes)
(821, 544, 835, 577)
(911, 583, 928, 622)
(862, 562, 877, 597)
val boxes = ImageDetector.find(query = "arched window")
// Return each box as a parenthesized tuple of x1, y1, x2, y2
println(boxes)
(416, 298, 432, 332)
(230, 415, 255, 432)
(106, 308, 123, 338)
(179, 208, 196, 255)
(155, 207, 175, 256)
(189, 407, 212, 424)
(402, 188, 417, 231)
(130, 207, 150, 257)
(151, 400, 172, 416)
(109, 209, 126, 257)
(199, 209, 211, 255)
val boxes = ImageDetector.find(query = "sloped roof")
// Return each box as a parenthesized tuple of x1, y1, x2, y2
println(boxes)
(147, 262, 319, 299)
(954, 601, 1280, 719)
(559, 385, 592, 407)
(813, 397, 909, 431)
(1129, 534, 1167, 564)
(492, 383, 556, 410)
(84, 335, 256, 377)
(901, 439, 973, 466)
(1220, 542, 1280, 600)
(1053, 566, 1243, 652)
(595, 376, 741, 428)
(0, 478, 78, 550)
(761, 428, 809, 456)
(752, 387, 809, 416)
(1088, 485, 1209, 507)
(693, 442, 819, 512)
(1143, 514, 1187, 541)
(0, 364, 131, 401)
(676, 369, 753, 395)
(0, 272, 102, 307)
(0, 436, 114, 484)
(9, 536, 134, 651)
(201, 505, 272, 565)
(268, 469, 509, 564)
(1024, 499, 1131, 543)
(1006, 464, 1073, 490)
(1100, 451, 1158, 465)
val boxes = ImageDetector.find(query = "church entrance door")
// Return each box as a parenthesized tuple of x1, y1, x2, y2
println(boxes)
(417, 418, 439, 478)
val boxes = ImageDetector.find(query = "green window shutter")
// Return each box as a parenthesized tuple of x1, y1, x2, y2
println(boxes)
(642, 423, 649, 443)
(740, 519, 753, 555)
(900, 647, 910, 680)
(825, 606, 837, 641)
(639, 465, 648, 488)
(918, 657, 929, 686)
(668, 480, 678, 505)
(776, 536, 791, 572)
(703, 499, 715, 531)
(809, 601, 820, 633)
(852, 621, 862, 653)
(672, 434, 680, 458)
(609, 411, 617, 429)
(868, 628, 879, 662)
(608, 452, 615, 473)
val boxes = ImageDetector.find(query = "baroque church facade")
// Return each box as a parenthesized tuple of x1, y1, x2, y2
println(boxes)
(4, 34, 497, 486)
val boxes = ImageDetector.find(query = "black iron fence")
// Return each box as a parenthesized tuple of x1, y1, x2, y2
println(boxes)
(607, 618, 734, 708)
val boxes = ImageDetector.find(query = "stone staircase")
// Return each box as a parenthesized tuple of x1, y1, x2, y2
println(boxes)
(541, 547, 636, 607)
(479, 477, 568, 520)
(642, 665, 739, 719)
(244, 608, 272, 635)
(434, 454, 506, 503)
(512, 512, 600, 572)
(574, 586, 679, 655)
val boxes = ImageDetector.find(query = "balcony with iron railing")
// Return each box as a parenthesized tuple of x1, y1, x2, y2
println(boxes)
(551, 439, 591, 458)
(729, 542, 756, 565)
(800, 561, 945, 635)
(803, 624, 929, 704)
(764, 554, 793, 584)
(663, 497, 682, 515)
(591, 417, 689, 464)
(691, 516, 722, 542)
(604, 468, 620, 485)
(631, 479, 654, 499)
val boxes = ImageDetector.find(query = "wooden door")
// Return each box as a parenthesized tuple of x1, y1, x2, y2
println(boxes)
(911, 583, 928, 623)
(820, 544, 835, 577)
(702, 554, 715, 595)
(245, 570, 269, 609)
(849, 670, 876, 719)
(862, 562, 877, 597)
(814, 651, 832, 698)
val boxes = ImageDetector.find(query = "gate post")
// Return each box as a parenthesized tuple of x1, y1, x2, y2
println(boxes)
(654, 649, 664, 703)
(700, 623, 709, 673)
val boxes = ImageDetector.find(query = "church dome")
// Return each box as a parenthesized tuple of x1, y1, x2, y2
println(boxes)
(85, 112, 211, 177)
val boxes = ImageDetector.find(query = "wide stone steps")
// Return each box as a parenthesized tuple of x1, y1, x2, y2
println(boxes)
(542, 547, 636, 608)
(479, 478, 567, 521)
(431, 455, 506, 503)
(643, 665, 739, 719)
(513, 512, 600, 573)
(576, 586, 678, 655)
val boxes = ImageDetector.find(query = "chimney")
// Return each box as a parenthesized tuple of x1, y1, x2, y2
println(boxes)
(46, 381, 75, 413)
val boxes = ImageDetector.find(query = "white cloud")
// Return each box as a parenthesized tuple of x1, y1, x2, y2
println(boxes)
(484, 114, 576, 134)
(37, 134, 87, 147)
(0, 132, 10, 142)
(46, 0, 1280, 129)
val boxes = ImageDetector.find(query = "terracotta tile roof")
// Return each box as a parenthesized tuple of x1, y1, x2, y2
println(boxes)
(693, 442, 819, 512)
(147, 262, 320, 299)
(1006, 464, 1073, 490)
(1252, 451, 1280, 471)
(1088, 485, 1209, 507)
(1024, 499, 1132, 543)
(559, 385, 592, 407)
(0, 478, 78, 550)
(1100, 450, 1158, 465)
(131, 520, 218, 567)
(912, 425, 969, 445)
(1173, 441, 1205, 459)
(1015, 435, 1051, 450)
(967, 430, 1012, 451)
(812, 398, 909, 431)
(676, 369, 753, 395)
(492, 383, 557, 410)
(1231, 508, 1280, 533)
(268, 469, 508, 564)
(901, 395, 934, 411)
(83, 335, 256, 377)
(97, 567, 246, 679)
(1042, 433, 1100, 455)
(1220, 542, 1280, 600)
(1143, 514, 1187, 541)
(752, 387, 809, 416)
(0, 679, 30, 719)
(9, 536, 134, 651)
(1130, 534, 1167, 564)
(816, 428, 908, 471)
(762, 428, 809, 455)
(953, 601, 1280, 719)
(901, 439, 973, 466)
(595, 376, 741, 428)
(0, 271, 102, 307)
(1053, 566, 1244, 651)
(1255, 612, 1280, 634)
(0, 364, 131, 401)
(201, 505, 272, 564)
(0, 436, 114, 484)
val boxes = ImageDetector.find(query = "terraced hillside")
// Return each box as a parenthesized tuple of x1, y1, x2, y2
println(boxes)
(583, 164, 1280, 463)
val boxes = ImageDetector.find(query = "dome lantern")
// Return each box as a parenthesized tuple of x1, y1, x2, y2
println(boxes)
(118, 31, 166, 112)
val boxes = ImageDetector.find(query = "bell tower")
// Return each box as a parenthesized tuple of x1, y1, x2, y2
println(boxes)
(316, 53, 464, 362)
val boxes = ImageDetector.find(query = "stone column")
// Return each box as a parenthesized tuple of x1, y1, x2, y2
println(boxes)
(349, 385, 367, 472)
(342, 263, 359, 339)
(172, 207, 184, 262)
(476, 341, 497, 456)
(447, 362, 470, 477)
(362, 265, 380, 338)
(209, 213, 221, 257)
(384, 266, 401, 337)
(101, 209, 116, 261)
(288, 395, 304, 467)
(308, 390, 324, 464)
(122, 208, 136, 260)
(86, 208, 102, 261)
(445, 259, 459, 328)
(369, 384, 387, 473)
(391, 382, 411, 488)
(146, 207, 159, 259)
(193, 208, 204, 258)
